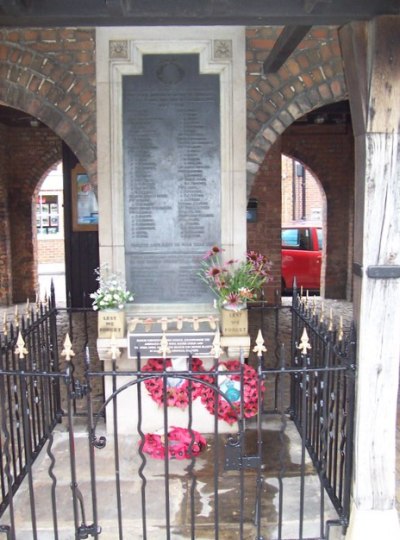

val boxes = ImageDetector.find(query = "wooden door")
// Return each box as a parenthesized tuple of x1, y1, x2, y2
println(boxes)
(63, 143, 99, 307)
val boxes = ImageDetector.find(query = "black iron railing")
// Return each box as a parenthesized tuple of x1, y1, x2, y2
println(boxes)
(0, 288, 356, 540)
(0, 290, 62, 518)
(289, 286, 356, 532)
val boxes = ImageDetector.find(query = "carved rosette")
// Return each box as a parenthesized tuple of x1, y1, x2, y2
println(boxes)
(109, 40, 128, 59)
(213, 39, 232, 60)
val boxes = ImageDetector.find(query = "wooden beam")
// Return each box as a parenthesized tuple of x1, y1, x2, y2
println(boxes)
(262, 25, 312, 74)
(337, 21, 368, 136)
(0, 0, 399, 27)
(0, 0, 31, 15)
(105, 0, 129, 16)
(339, 15, 400, 540)
(303, 0, 332, 14)
(340, 16, 400, 135)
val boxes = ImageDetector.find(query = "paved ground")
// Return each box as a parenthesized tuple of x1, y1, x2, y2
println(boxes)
(38, 263, 66, 306)
(2, 410, 341, 539)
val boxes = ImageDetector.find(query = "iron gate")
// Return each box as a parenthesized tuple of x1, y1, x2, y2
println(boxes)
(0, 290, 355, 539)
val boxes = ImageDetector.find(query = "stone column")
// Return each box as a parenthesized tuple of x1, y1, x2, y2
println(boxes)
(339, 16, 400, 538)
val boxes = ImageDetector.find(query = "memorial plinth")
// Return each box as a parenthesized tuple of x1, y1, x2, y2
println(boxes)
(97, 312, 251, 435)
(96, 26, 247, 436)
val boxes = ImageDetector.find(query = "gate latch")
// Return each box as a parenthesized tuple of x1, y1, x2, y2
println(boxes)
(72, 380, 89, 400)
(224, 437, 260, 471)
(77, 523, 102, 538)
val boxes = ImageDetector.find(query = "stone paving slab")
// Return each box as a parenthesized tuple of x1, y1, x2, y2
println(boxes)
(1, 416, 341, 539)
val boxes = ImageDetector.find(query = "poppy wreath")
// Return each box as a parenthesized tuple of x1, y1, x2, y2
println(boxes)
(199, 360, 264, 425)
(142, 358, 210, 409)
(142, 358, 263, 425)
(141, 427, 207, 460)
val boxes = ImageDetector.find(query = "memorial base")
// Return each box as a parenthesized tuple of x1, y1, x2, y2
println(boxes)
(220, 335, 251, 359)
(97, 339, 237, 436)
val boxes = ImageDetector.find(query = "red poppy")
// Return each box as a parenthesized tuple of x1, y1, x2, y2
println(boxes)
(142, 427, 207, 460)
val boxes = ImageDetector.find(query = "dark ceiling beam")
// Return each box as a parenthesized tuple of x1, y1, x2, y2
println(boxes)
(0, 0, 32, 15)
(0, 0, 399, 27)
(303, 0, 332, 14)
(105, 0, 129, 17)
(262, 25, 312, 74)
(262, 1, 331, 74)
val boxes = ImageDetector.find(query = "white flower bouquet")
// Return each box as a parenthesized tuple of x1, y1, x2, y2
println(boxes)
(90, 265, 134, 311)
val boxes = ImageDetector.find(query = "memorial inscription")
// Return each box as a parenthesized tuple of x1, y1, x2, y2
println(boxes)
(128, 332, 215, 359)
(123, 54, 220, 303)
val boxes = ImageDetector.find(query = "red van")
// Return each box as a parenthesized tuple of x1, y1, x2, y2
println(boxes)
(281, 225, 322, 293)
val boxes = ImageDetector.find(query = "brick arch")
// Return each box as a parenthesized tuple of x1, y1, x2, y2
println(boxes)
(7, 135, 64, 302)
(30, 148, 63, 197)
(246, 26, 347, 194)
(0, 28, 97, 181)
(33, 156, 62, 197)
(281, 122, 354, 299)
(281, 152, 328, 293)
(281, 147, 329, 199)
(281, 151, 327, 218)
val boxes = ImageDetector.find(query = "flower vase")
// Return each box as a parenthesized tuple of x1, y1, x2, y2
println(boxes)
(220, 302, 248, 336)
(98, 309, 126, 339)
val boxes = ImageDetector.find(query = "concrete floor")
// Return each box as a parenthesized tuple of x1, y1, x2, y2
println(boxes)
(2, 416, 341, 540)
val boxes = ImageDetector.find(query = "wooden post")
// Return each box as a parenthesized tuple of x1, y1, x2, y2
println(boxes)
(339, 16, 400, 538)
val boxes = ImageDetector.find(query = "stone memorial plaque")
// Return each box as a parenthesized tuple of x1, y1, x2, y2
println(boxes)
(122, 54, 220, 303)
(128, 332, 215, 359)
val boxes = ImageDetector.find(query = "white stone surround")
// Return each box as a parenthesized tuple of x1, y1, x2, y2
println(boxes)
(96, 26, 246, 316)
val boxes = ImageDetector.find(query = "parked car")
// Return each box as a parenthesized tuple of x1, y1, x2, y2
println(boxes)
(281, 225, 322, 294)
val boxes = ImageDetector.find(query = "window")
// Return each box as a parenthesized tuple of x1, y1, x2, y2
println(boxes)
(298, 228, 311, 250)
(36, 194, 60, 235)
(282, 228, 311, 250)
(317, 228, 323, 250)
(282, 228, 300, 247)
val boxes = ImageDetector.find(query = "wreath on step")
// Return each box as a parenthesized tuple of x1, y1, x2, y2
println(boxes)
(141, 426, 207, 460)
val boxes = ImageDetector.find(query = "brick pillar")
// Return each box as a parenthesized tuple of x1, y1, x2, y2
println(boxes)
(247, 139, 282, 303)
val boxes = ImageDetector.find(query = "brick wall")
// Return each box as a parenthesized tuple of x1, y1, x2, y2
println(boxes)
(37, 239, 65, 264)
(244, 26, 353, 300)
(0, 27, 96, 304)
(281, 155, 324, 224)
(0, 124, 12, 304)
(0, 28, 97, 180)
(4, 125, 62, 302)
(246, 26, 347, 188)
(304, 171, 324, 222)
(0, 25, 352, 305)
(282, 124, 354, 299)
(247, 140, 282, 304)
(248, 124, 354, 301)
